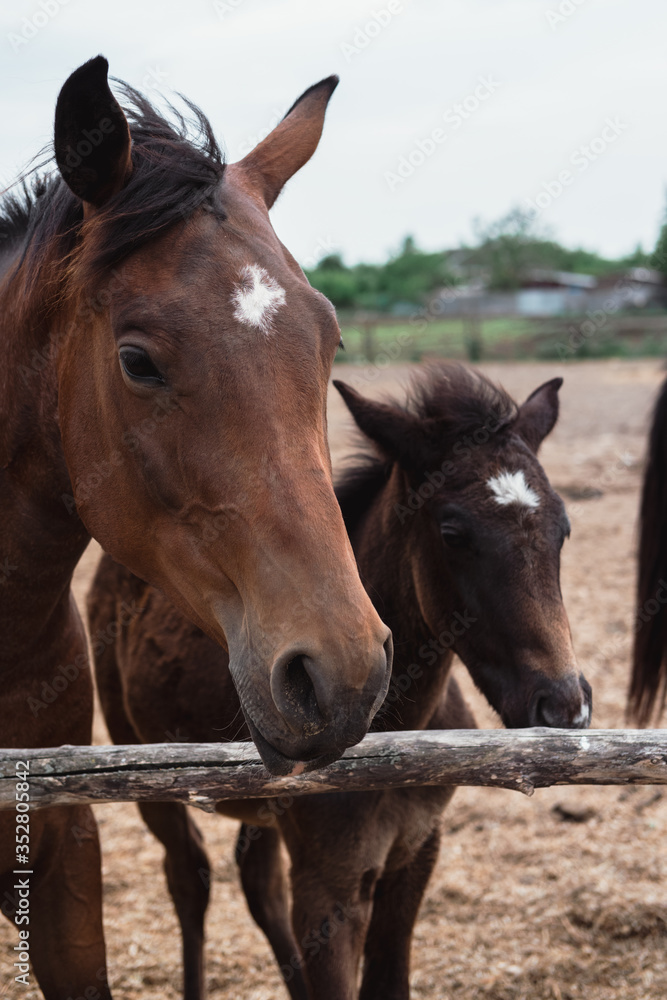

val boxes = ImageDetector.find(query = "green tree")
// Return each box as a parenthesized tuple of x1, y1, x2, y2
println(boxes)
(465, 207, 624, 286)
(303, 209, 652, 312)
(378, 235, 456, 306)
(467, 208, 551, 290)
(306, 266, 358, 308)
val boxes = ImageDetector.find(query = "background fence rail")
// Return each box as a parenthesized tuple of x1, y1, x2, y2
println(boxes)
(3, 729, 667, 813)
(337, 311, 667, 363)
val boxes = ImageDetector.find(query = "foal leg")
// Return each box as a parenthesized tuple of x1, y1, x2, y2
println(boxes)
(138, 802, 210, 1000)
(289, 864, 375, 1000)
(235, 824, 308, 1000)
(18, 806, 112, 1000)
(278, 797, 382, 1000)
(359, 826, 442, 1000)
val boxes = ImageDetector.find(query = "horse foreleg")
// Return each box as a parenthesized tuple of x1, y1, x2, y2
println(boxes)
(287, 863, 376, 1000)
(235, 823, 308, 1000)
(21, 806, 112, 1000)
(359, 827, 442, 1000)
(138, 802, 210, 1000)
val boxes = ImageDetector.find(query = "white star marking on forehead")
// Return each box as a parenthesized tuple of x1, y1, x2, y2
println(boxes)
(487, 469, 540, 510)
(232, 264, 286, 334)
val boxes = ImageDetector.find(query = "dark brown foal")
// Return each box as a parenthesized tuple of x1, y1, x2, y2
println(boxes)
(88, 363, 591, 999)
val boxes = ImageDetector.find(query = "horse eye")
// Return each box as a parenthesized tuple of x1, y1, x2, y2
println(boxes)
(119, 346, 164, 385)
(440, 524, 467, 548)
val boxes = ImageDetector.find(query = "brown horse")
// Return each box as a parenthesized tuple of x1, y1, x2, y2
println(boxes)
(629, 373, 667, 723)
(88, 363, 592, 1000)
(0, 57, 392, 999)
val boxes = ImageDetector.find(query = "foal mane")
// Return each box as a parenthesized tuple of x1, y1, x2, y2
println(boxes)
(336, 363, 518, 533)
(404, 362, 517, 435)
(336, 456, 392, 538)
(0, 82, 225, 319)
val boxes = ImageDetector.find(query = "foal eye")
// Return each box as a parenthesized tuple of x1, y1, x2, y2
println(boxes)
(119, 346, 165, 386)
(440, 524, 467, 548)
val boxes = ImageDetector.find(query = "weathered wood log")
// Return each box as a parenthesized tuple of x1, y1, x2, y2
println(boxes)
(2, 729, 667, 814)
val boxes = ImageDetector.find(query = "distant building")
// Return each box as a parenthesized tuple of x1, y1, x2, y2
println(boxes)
(595, 268, 666, 310)
(429, 267, 667, 317)
(517, 270, 597, 316)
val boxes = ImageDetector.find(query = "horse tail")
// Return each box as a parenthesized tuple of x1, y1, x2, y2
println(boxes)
(629, 374, 667, 724)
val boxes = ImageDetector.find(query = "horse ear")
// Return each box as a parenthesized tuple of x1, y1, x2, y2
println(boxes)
(334, 380, 422, 464)
(54, 55, 132, 213)
(514, 377, 563, 452)
(235, 76, 338, 209)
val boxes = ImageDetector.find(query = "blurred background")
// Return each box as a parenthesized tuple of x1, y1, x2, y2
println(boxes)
(2, 0, 667, 362)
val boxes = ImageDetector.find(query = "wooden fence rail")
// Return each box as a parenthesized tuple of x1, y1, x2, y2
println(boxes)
(2, 729, 667, 813)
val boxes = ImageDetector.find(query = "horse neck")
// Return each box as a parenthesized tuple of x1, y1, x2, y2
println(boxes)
(0, 254, 90, 661)
(350, 463, 454, 731)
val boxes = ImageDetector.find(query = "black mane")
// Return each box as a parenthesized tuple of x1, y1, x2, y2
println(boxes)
(0, 82, 225, 299)
(405, 362, 517, 436)
(335, 456, 391, 538)
(0, 179, 41, 250)
(335, 363, 519, 532)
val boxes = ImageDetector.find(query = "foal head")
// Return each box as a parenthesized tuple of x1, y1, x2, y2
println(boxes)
(336, 364, 591, 729)
(12, 58, 392, 772)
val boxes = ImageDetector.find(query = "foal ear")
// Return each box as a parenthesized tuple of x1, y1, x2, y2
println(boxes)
(236, 76, 339, 209)
(54, 55, 132, 213)
(334, 381, 422, 465)
(513, 377, 563, 453)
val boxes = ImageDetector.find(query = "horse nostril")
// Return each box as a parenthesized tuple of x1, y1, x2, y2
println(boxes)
(272, 654, 326, 737)
(285, 655, 318, 714)
(532, 686, 592, 729)
(532, 694, 562, 728)
(532, 696, 550, 727)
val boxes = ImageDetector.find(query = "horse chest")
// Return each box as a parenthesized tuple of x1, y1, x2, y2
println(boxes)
(381, 786, 456, 874)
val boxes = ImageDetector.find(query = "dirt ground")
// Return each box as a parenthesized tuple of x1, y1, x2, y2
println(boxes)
(3, 357, 667, 1000)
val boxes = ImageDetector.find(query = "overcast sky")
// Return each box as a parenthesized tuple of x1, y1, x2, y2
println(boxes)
(0, 0, 665, 266)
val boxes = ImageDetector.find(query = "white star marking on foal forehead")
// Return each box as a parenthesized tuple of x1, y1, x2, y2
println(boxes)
(487, 469, 540, 510)
(231, 263, 286, 334)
